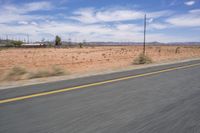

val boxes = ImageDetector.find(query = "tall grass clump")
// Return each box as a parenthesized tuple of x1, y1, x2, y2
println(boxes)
(3, 66, 66, 81)
(29, 66, 66, 79)
(51, 66, 66, 76)
(175, 47, 181, 54)
(133, 53, 152, 65)
(4, 66, 28, 80)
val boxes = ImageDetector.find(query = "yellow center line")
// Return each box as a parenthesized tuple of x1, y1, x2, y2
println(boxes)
(0, 63, 200, 104)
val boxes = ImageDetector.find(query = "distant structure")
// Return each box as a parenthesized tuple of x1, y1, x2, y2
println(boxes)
(68, 38, 71, 45)
(83, 39, 86, 45)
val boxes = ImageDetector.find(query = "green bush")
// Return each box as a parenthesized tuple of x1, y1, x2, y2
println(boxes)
(133, 53, 152, 65)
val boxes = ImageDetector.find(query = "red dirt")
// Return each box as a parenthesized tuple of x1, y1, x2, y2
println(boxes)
(0, 45, 200, 77)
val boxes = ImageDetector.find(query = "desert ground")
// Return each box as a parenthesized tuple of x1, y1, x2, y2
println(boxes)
(0, 45, 200, 81)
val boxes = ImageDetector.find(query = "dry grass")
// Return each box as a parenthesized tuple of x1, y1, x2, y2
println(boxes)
(175, 47, 181, 54)
(29, 66, 66, 79)
(2, 66, 66, 81)
(3, 66, 28, 80)
(0, 45, 200, 81)
(133, 53, 153, 64)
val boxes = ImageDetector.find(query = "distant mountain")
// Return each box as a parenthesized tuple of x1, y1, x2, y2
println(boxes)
(87, 42, 200, 46)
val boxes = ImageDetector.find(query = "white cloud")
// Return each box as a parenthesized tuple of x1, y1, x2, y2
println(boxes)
(95, 9, 143, 22)
(115, 24, 143, 32)
(22, 1, 52, 12)
(70, 8, 98, 23)
(2, 1, 52, 14)
(184, 1, 195, 6)
(148, 18, 154, 23)
(149, 23, 169, 30)
(0, 2, 198, 42)
(148, 10, 173, 18)
(18, 21, 29, 25)
(30, 21, 38, 26)
(189, 9, 200, 13)
(70, 8, 172, 23)
(166, 9, 200, 27)
(0, 1, 53, 24)
(0, 20, 192, 43)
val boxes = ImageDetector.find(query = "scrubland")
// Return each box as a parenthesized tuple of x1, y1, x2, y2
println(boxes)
(0, 45, 200, 81)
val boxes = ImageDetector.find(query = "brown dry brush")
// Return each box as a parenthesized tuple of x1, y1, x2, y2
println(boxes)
(175, 47, 181, 54)
(4, 66, 27, 80)
(3, 66, 66, 81)
(133, 53, 153, 65)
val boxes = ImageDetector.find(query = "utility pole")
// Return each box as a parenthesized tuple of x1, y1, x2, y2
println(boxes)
(143, 14, 147, 55)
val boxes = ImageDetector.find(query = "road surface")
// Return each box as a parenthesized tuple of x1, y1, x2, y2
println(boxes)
(0, 60, 200, 133)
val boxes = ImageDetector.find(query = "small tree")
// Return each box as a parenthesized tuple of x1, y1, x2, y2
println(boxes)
(55, 35, 61, 46)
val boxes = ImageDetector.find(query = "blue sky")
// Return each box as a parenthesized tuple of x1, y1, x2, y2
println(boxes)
(0, 0, 199, 42)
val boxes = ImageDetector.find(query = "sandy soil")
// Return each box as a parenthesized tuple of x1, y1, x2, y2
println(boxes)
(0, 45, 200, 77)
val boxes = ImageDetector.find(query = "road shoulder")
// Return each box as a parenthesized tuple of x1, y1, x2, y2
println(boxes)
(0, 58, 200, 91)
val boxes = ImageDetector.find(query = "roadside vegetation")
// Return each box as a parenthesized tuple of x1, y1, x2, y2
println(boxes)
(4, 66, 28, 80)
(0, 45, 200, 83)
(175, 47, 181, 54)
(133, 53, 153, 64)
(2, 66, 66, 81)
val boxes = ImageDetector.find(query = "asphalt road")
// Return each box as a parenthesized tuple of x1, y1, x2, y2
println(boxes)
(0, 60, 200, 133)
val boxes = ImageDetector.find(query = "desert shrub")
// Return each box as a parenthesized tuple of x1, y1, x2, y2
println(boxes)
(29, 67, 65, 79)
(175, 47, 181, 54)
(4, 66, 27, 80)
(133, 53, 152, 65)
(51, 66, 65, 76)
(156, 47, 161, 53)
(2, 66, 66, 81)
(29, 70, 51, 79)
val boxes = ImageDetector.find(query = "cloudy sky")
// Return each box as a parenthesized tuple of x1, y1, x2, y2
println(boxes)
(0, 0, 200, 42)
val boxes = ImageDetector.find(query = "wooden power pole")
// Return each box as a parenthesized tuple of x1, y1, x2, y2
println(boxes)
(143, 14, 147, 55)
